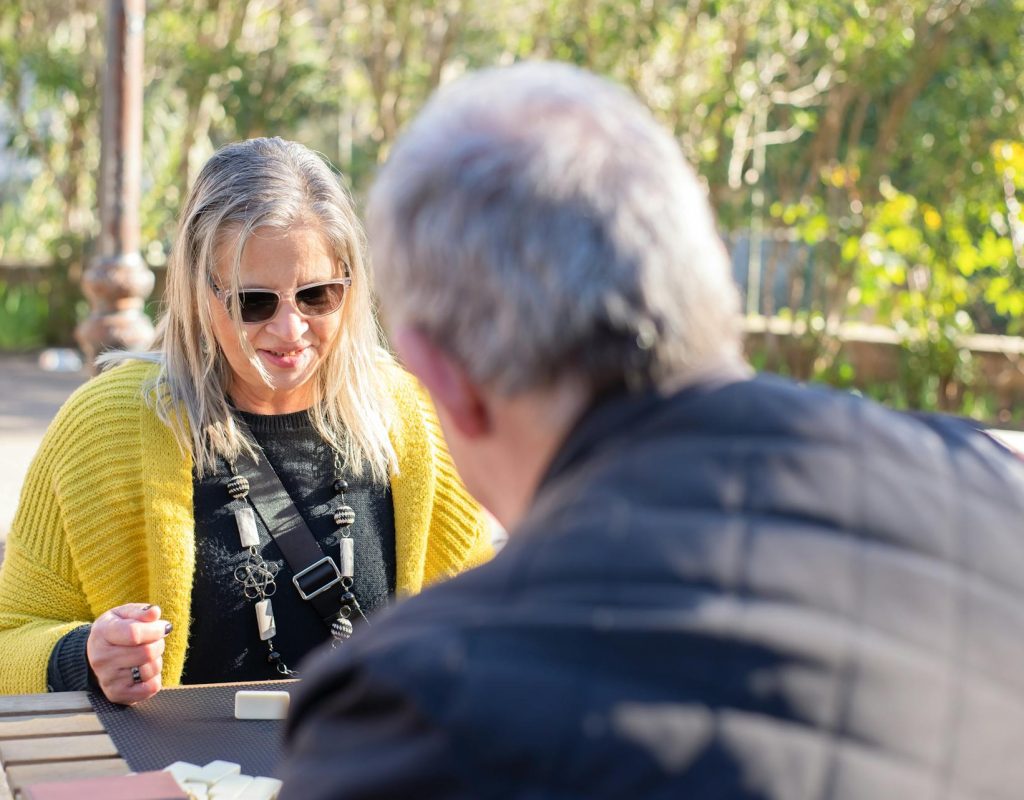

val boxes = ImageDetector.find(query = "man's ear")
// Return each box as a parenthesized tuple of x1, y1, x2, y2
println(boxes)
(392, 327, 491, 438)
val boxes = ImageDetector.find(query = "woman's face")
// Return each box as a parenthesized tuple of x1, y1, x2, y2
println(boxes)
(209, 224, 344, 414)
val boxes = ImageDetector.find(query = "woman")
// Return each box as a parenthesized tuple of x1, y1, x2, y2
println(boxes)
(0, 138, 491, 704)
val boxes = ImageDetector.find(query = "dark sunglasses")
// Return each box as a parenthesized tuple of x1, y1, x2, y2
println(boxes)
(209, 277, 352, 324)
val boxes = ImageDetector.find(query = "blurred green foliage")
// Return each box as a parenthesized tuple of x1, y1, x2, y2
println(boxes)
(0, 0, 1022, 417)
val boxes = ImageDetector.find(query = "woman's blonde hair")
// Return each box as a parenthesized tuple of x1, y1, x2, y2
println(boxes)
(107, 137, 397, 480)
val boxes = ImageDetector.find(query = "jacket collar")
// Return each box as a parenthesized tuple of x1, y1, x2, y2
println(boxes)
(537, 363, 752, 495)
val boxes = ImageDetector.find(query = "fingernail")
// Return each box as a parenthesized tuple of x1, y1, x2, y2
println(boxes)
(143, 604, 153, 611)
(164, 622, 173, 636)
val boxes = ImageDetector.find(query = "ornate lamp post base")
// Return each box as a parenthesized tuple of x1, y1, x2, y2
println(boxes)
(76, 252, 155, 361)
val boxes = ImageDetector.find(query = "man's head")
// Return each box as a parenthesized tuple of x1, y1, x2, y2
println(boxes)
(368, 62, 743, 523)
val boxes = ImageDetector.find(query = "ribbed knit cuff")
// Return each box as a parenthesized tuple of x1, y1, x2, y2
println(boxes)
(46, 624, 98, 693)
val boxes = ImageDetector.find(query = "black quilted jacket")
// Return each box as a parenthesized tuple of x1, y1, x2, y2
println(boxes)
(282, 374, 1024, 799)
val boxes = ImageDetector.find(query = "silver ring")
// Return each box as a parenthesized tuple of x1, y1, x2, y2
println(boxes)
(131, 665, 142, 684)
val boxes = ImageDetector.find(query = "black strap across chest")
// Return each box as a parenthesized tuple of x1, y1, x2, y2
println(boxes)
(234, 419, 347, 628)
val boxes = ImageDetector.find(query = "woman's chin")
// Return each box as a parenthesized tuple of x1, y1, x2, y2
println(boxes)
(257, 350, 319, 402)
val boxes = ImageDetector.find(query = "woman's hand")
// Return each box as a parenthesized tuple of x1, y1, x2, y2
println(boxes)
(86, 603, 172, 705)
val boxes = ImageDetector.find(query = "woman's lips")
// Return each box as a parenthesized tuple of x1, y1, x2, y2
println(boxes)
(258, 347, 309, 370)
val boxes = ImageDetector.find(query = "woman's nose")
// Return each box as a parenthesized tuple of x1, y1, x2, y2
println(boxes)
(266, 300, 308, 340)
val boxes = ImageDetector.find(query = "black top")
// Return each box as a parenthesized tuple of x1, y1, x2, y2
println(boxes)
(181, 408, 396, 682)
(47, 409, 396, 690)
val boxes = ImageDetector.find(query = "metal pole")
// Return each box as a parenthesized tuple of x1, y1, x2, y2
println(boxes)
(745, 102, 768, 319)
(75, 0, 154, 369)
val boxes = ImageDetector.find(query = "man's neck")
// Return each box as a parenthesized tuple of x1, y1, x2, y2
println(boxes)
(486, 359, 753, 531)
(484, 377, 592, 532)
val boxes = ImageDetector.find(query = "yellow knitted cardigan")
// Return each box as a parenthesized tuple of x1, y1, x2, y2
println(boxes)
(0, 360, 490, 694)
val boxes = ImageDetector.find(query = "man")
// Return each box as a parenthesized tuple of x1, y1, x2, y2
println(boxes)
(280, 62, 1024, 799)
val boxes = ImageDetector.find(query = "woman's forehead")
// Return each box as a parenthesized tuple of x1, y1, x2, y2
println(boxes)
(214, 224, 341, 284)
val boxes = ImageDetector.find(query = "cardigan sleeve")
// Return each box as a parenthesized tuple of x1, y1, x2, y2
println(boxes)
(0, 407, 96, 694)
(0, 361, 163, 695)
(46, 624, 96, 692)
(411, 381, 494, 588)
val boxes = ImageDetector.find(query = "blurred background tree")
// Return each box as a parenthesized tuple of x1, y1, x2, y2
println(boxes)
(1, 0, 1022, 416)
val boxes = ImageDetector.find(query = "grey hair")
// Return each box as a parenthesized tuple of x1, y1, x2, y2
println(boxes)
(106, 137, 397, 480)
(368, 61, 742, 394)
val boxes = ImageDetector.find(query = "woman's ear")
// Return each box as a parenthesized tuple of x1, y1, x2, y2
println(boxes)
(391, 327, 490, 438)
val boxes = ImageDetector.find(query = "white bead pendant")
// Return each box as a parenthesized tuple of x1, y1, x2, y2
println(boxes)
(339, 536, 354, 578)
(255, 598, 276, 641)
(235, 507, 260, 549)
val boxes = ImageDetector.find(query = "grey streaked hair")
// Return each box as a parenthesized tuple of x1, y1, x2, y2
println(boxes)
(368, 62, 742, 394)
(104, 137, 397, 480)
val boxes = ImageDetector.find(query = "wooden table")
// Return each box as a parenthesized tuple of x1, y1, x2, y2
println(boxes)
(0, 692, 130, 799)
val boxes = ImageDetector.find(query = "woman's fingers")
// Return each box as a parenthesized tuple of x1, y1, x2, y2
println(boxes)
(102, 617, 172, 647)
(102, 604, 171, 646)
(94, 636, 166, 671)
(87, 603, 172, 705)
(103, 665, 163, 706)
(126, 657, 163, 686)
(113, 603, 162, 622)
